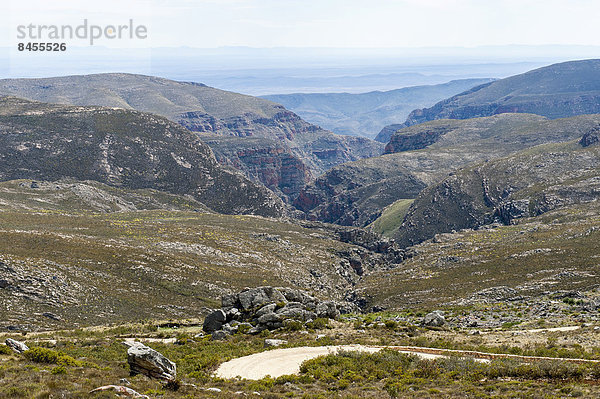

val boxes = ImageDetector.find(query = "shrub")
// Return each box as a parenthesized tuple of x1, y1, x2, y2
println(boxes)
(306, 318, 329, 330)
(23, 347, 79, 366)
(237, 323, 252, 334)
(51, 365, 67, 375)
(284, 320, 303, 332)
(0, 345, 12, 355)
(384, 320, 397, 329)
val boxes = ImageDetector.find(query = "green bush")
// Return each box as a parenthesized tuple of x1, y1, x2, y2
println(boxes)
(284, 320, 303, 332)
(306, 318, 329, 330)
(51, 365, 67, 375)
(23, 347, 79, 366)
(384, 320, 397, 329)
(0, 345, 12, 355)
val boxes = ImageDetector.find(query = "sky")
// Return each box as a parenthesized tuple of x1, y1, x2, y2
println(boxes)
(3, 0, 600, 48)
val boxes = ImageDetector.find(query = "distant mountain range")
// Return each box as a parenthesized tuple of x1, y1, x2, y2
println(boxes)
(0, 73, 383, 200)
(376, 59, 600, 142)
(262, 79, 494, 138)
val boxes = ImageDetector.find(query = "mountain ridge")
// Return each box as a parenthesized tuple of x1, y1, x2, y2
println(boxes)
(375, 59, 600, 142)
(0, 73, 384, 200)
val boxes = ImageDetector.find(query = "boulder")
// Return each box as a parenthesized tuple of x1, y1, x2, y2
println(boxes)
(203, 309, 226, 333)
(209, 286, 340, 333)
(238, 287, 286, 311)
(221, 294, 239, 312)
(421, 311, 445, 327)
(226, 307, 241, 321)
(5, 338, 29, 353)
(580, 126, 600, 147)
(124, 341, 176, 381)
(255, 303, 277, 318)
(316, 301, 340, 319)
(211, 330, 231, 341)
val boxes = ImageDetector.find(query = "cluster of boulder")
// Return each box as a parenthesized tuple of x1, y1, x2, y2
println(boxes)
(203, 286, 340, 338)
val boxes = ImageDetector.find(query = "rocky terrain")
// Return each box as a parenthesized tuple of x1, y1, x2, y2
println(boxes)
(296, 113, 600, 227)
(262, 78, 493, 138)
(375, 59, 600, 141)
(0, 96, 285, 217)
(395, 128, 600, 247)
(0, 73, 384, 200)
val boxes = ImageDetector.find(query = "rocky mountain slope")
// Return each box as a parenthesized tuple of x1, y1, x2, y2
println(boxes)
(394, 128, 600, 247)
(296, 113, 600, 227)
(375, 59, 600, 141)
(0, 96, 284, 217)
(0, 73, 384, 199)
(262, 79, 493, 138)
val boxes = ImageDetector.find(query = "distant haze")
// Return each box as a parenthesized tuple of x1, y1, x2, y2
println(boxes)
(1, 46, 599, 95)
(2, 0, 600, 94)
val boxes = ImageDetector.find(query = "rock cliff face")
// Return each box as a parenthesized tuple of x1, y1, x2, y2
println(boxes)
(385, 59, 600, 131)
(0, 96, 284, 217)
(182, 107, 384, 197)
(199, 134, 311, 199)
(394, 130, 600, 247)
(0, 74, 383, 200)
(384, 125, 456, 154)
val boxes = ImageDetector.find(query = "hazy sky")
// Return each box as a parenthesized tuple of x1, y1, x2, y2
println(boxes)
(3, 0, 600, 48)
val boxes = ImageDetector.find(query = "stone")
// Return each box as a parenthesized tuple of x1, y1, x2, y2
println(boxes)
(580, 126, 600, 147)
(226, 307, 241, 320)
(238, 287, 286, 311)
(89, 385, 149, 398)
(211, 330, 230, 341)
(203, 309, 226, 333)
(248, 325, 266, 335)
(421, 311, 445, 327)
(264, 339, 287, 348)
(222, 294, 239, 311)
(257, 312, 281, 325)
(221, 323, 238, 334)
(124, 341, 176, 381)
(5, 338, 29, 353)
(206, 388, 222, 393)
(255, 303, 277, 318)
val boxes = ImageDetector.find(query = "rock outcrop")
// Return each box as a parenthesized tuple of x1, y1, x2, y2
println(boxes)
(384, 125, 455, 154)
(5, 338, 28, 353)
(580, 125, 600, 147)
(124, 341, 176, 381)
(204, 287, 340, 335)
(421, 311, 445, 327)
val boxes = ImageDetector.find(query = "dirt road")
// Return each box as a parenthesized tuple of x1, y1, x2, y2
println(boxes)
(215, 345, 451, 379)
